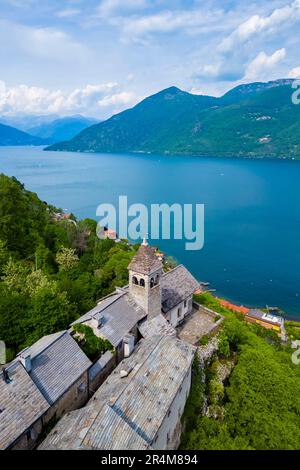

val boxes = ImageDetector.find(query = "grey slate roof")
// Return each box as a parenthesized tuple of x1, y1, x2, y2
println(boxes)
(128, 244, 162, 274)
(138, 314, 176, 338)
(70, 292, 123, 326)
(72, 292, 147, 347)
(39, 335, 196, 450)
(0, 362, 49, 449)
(161, 265, 199, 312)
(17, 331, 92, 405)
(39, 402, 150, 450)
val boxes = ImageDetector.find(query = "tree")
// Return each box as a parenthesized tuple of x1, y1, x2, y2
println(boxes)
(0, 174, 47, 256)
(2, 258, 30, 293)
(23, 285, 77, 346)
(0, 239, 9, 274)
(56, 247, 79, 272)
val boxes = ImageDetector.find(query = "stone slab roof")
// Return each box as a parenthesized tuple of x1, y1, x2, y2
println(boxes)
(128, 244, 162, 275)
(39, 335, 196, 450)
(0, 362, 49, 450)
(38, 402, 150, 450)
(138, 314, 176, 338)
(161, 265, 199, 312)
(17, 331, 92, 405)
(72, 292, 146, 347)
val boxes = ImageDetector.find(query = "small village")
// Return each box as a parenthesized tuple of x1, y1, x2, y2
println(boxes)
(0, 238, 286, 451)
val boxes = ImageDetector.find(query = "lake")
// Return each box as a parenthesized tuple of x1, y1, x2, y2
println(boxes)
(0, 146, 299, 318)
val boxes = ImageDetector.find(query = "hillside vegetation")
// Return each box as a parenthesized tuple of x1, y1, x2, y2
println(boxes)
(47, 79, 300, 159)
(181, 293, 300, 450)
(0, 174, 137, 360)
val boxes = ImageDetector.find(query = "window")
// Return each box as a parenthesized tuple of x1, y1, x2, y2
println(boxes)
(155, 274, 159, 285)
(140, 278, 145, 287)
(77, 382, 86, 395)
(27, 428, 36, 441)
(150, 277, 154, 288)
(132, 276, 138, 285)
(177, 307, 182, 318)
(184, 299, 187, 308)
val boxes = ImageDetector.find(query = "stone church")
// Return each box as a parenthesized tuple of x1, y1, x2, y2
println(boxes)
(72, 239, 200, 361)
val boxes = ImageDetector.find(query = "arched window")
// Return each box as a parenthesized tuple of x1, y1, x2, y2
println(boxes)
(132, 276, 138, 285)
(154, 274, 159, 285)
(150, 277, 155, 288)
(139, 278, 145, 287)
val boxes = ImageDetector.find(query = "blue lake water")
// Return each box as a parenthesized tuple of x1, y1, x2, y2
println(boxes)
(0, 146, 299, 318)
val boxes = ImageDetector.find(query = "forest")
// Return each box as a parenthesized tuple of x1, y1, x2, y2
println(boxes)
(0, 173, 138, 360)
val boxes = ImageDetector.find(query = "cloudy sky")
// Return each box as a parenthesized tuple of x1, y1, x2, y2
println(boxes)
(0, 0, 300, 119)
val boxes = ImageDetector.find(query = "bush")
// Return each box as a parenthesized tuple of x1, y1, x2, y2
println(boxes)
(72, 323, 114, 360)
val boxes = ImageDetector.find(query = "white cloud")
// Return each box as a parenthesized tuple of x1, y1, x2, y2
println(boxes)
(288, 66, 300, 77)
(244, 48, 286, 80)
(97, 91, 136, 107)
(97, 0, 148, 18)
(0, 19, 88, 62)
(118, 8, 229, 43)
(0, 81, 138, 117)
(219, 0, 300, 52)
(56, 9, 81, 18)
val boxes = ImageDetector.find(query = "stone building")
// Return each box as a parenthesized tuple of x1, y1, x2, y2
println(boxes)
(0, 362, 49, 450)
(0, 330, 91, 450)
(71, 290, 147, 362)
(1, 242, 200, 450)
(71, 240, 199, 361)
(39, 335, 196, 450)
(128, 240, 164, 318)
(129, 239, 199, 328)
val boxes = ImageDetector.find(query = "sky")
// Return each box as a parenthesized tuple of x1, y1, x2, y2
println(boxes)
(0, 0, 300, 119)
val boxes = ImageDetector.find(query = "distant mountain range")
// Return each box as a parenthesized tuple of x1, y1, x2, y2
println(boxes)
(0, 115, 98, 146)
(46, 79, 300, 159)
(0, 123, 45, 146)
(27, 115, 98, 144)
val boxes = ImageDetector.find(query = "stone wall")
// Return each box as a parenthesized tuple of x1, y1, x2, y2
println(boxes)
(9, 417, 43, 450)
(43, 371, 89, 423)
(88, 351, 116, 397)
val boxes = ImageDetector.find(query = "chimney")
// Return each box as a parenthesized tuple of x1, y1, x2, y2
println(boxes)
(20, 351, 32, 373)
(91, 314, 103, 330)
(2, 368, 11, 384)
(123, 334, 135, 358)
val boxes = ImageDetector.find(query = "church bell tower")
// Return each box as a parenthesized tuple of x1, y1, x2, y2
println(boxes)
(128, 239, 163, 318)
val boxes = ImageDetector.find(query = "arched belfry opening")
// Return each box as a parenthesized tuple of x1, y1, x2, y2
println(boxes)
(128, 241, 163, 318)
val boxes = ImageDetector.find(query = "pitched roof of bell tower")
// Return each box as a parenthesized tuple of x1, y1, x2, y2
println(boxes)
(128, 242, 163, 275)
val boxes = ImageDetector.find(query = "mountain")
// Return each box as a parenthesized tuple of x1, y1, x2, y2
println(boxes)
(0, 114, 60, 132)
(0, 123, 46, 146)
(28, 115, 98, 144)
(46, 80, 300, 159)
